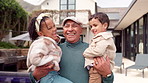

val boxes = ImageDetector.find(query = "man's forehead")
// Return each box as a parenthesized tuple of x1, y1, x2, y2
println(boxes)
(65, 20, 78, 24)
(64, 20, 81, 25)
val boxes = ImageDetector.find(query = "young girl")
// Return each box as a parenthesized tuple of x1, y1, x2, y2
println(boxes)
(27, 13, 73, 83)
(83, 12, 116, 83)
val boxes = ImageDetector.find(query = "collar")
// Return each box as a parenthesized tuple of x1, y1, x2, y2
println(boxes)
(65, 40, 82, 47)
(93, 32, 113, 39)
(38, 36, 57, 44)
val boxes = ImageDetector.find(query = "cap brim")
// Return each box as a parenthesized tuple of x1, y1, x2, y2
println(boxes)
(62, 17, 82, 26)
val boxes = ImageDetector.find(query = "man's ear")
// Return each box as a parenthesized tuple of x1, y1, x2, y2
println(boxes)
(80, 27, 83, 34)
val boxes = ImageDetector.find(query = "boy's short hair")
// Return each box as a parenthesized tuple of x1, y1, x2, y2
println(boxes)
(89, 12, 110, 29)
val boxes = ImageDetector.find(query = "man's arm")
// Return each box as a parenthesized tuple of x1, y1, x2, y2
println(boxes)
(30, 62, 54, 82)
(93, 56, 112, 77)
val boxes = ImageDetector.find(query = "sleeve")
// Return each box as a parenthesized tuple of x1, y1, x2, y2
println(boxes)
(83, 39, 109, 58)
(29, 41, 49, 66)
(29, 72, 40, 83)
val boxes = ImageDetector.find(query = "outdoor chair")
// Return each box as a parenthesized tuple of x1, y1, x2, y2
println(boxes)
(125, 54, 148, 78)
(114, 53, 124, 73)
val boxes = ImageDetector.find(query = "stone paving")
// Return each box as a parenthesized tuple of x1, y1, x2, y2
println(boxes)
(113, 58, 148, 83)
(18, 58, 148, 83)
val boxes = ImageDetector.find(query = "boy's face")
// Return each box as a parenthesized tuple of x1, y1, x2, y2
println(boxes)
(89, 18, 108, 36)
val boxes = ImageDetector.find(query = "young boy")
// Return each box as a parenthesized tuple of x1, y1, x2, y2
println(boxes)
(83, 12, 116, 83)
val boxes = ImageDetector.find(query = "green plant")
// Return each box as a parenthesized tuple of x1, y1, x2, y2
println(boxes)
(0, 41, 19, 49)
(0, 0, 28, 40)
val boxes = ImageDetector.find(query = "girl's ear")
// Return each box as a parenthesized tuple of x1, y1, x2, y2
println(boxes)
(37, 31, 43, 36)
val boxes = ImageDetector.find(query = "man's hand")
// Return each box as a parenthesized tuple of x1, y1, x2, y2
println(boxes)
(93, 56, 112, 77)
(32, 62, 55, 80)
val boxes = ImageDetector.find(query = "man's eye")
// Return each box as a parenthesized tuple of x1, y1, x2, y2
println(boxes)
(64, 24, 70, 27)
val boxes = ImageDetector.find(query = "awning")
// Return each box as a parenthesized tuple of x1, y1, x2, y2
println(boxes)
(9, 33, 31, 41)
(23, 0, 45, 6)
(9, 32, 64, 41)
(114, 0, 148, 30)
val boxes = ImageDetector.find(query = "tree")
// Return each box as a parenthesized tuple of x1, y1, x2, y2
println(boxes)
(0, 0, 28, 40)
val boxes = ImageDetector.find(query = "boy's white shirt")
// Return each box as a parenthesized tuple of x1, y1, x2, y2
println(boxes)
(27, 36, 62, 72)
(83, 32, 116, 70)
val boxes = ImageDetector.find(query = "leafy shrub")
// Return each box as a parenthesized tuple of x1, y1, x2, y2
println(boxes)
(0, 42, 19, 49)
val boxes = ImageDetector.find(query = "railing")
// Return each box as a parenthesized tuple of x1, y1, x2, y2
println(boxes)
(31, 9, 91, 27)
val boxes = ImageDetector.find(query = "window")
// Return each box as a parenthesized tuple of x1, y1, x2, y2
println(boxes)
(60, 0, 76, 23)
(60, 0, 75, 10)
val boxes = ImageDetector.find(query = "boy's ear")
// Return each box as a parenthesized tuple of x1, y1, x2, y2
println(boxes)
(103, 23, 108, 29)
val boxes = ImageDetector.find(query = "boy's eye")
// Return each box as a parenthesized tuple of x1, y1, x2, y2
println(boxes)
(47, 27, 52, 30)
(93, 24, 97, 27)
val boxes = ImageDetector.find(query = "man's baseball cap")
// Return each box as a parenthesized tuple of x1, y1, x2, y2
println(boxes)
(62, 17, 82, 26)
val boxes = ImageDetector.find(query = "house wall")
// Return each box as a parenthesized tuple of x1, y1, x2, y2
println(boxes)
(41, 0, 96, 14)
(41, 0, 59, 10)
(76, 0, 96, 14)
(82, 28, 93, 43)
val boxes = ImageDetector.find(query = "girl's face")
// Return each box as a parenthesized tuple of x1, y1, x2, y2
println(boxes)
(38, 18, 58, 41)
(89, 18, 108, 36)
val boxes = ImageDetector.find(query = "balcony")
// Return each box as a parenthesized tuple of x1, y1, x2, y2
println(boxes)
(31, 9, 91, 28)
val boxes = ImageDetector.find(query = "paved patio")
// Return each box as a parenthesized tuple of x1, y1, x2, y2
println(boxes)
(18, 58, 148, 83)
(113, 58, 148, 83)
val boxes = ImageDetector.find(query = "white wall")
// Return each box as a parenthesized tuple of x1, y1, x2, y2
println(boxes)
(41, 0, 59, 10)
(41, 0, 96, 14)
(76, 0, 96, 14)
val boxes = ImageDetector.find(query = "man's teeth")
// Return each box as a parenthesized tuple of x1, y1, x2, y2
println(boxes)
(67, 33, 75, 35)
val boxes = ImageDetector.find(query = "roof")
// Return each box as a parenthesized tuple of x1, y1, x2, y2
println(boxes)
(115, 0, 148, 30)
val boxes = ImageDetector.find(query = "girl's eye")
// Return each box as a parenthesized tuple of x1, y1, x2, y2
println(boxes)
(47, 26, 52, 30)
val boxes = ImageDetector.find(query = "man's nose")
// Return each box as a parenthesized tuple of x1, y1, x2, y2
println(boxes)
(67, 26, 74, 30)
